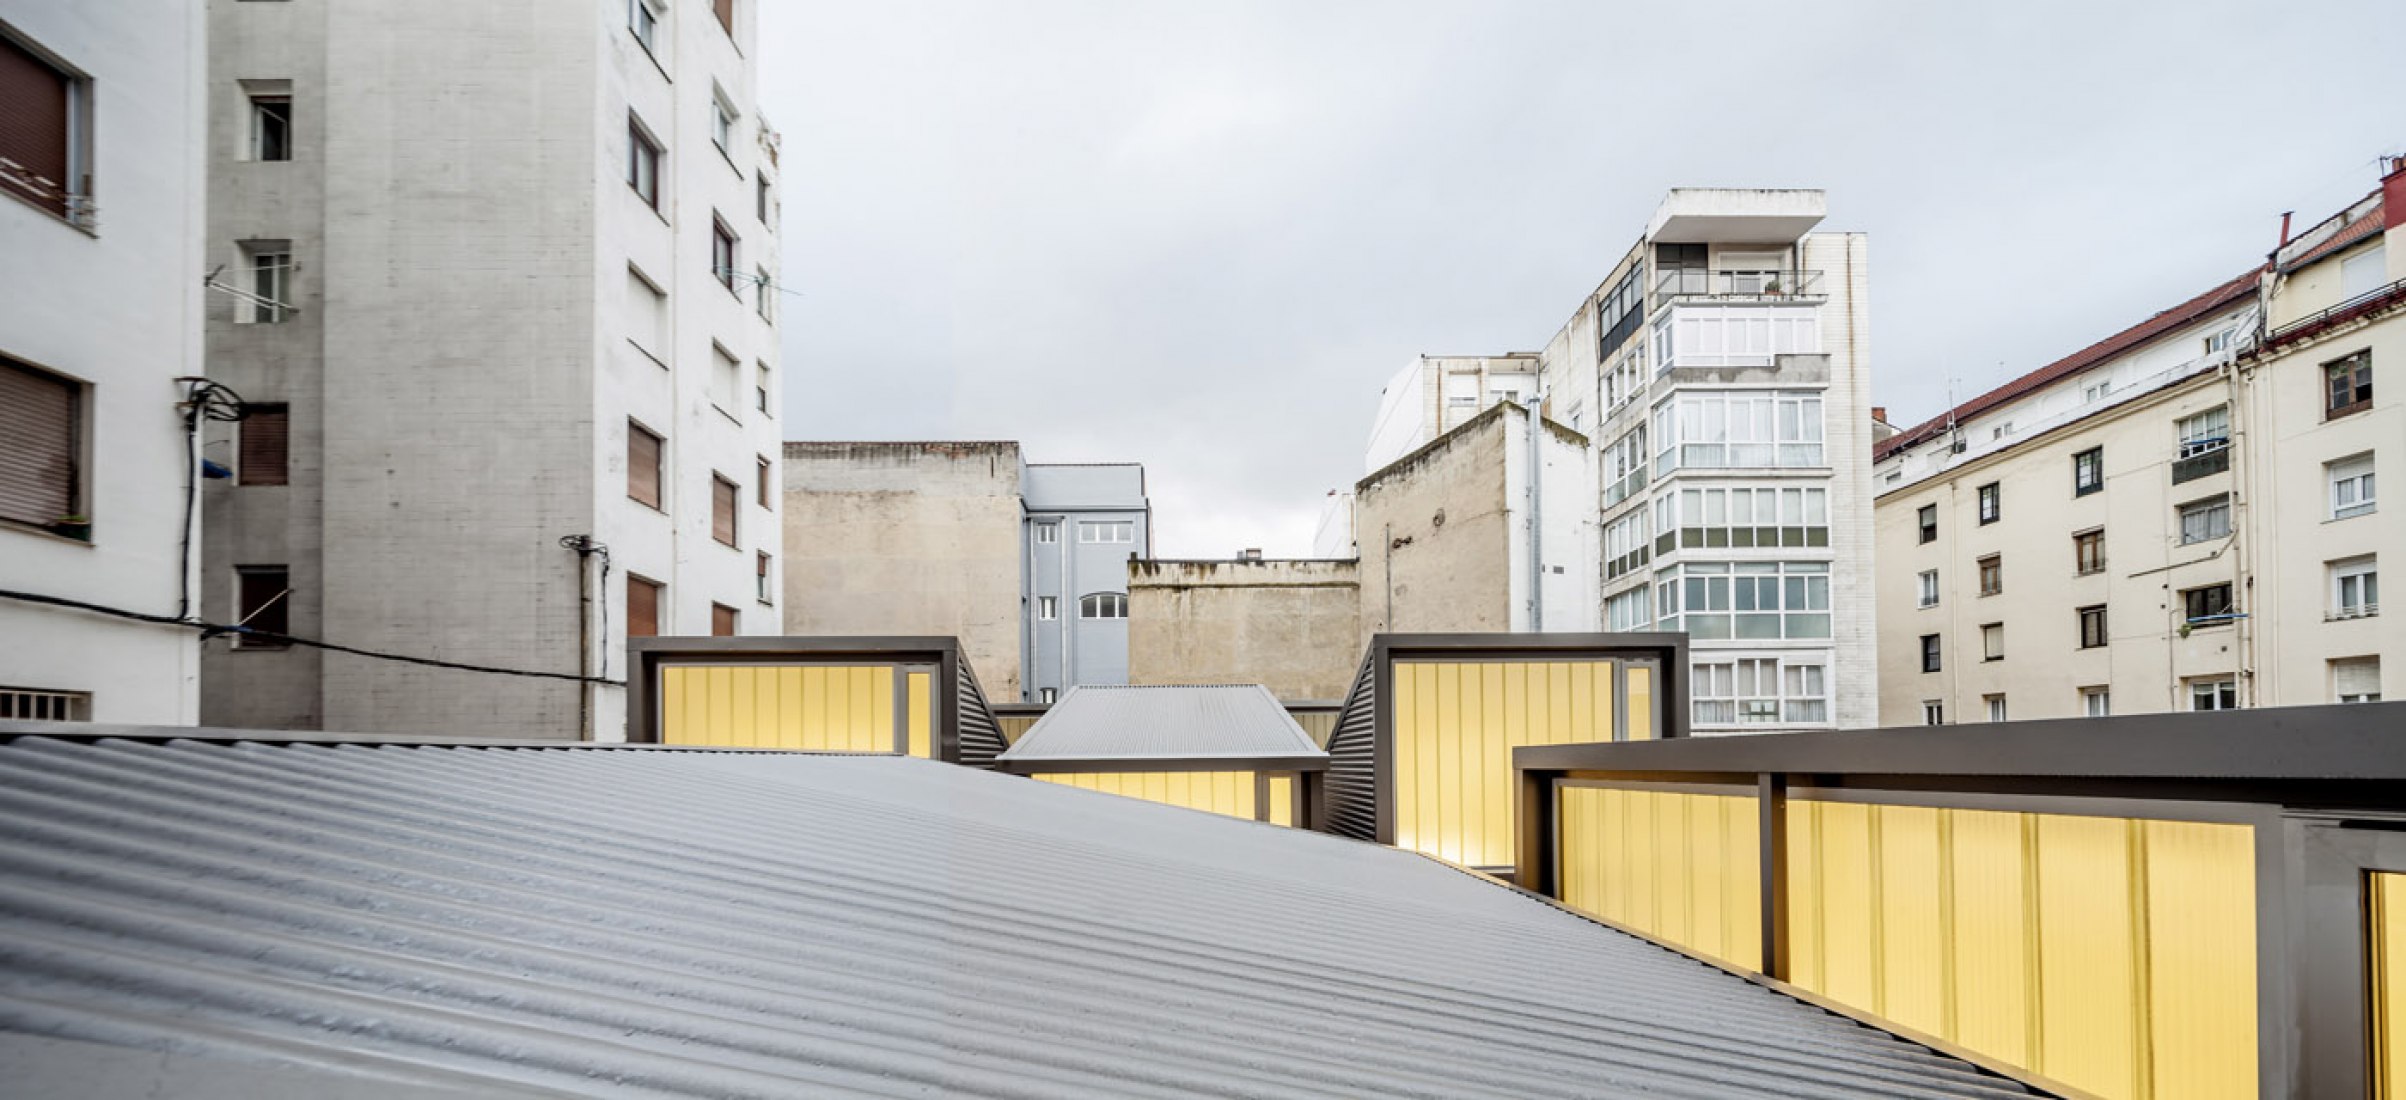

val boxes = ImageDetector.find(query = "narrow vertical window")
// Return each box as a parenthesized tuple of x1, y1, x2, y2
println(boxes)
(233, 566, 291, 648)
(2072, 447, 2103, 496)
(712, 219, 738, 290)
(755, 363, 772, 414)
(628, 0, 660, 51)
(626, 420, 663, 509)
(250, 93, 291, 161)
(2325, 350, 2373, 420)
(712, 474, 738, 547)
(711, 603, 738, 636)
(755, 455, 772, 507)
(626, 117, 661, 209)
(1917, 504, 1937, 543)
(240, 244, 291, 323)
(0, 357, 85, 535)
(756, 551, 772, 603)
(626, 576, 662, 637)
(238, 404, 289, 486)
(0, 31, 92, 223)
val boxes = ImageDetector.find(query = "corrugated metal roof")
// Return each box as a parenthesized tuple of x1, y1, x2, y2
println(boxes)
(999, 684, 1326, 763)
(0, 735, 2036, 1098)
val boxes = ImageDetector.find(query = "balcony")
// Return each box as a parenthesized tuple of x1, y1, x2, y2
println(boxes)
(2171, 443, 2230, 484)
(1651, 267, 1825, 308)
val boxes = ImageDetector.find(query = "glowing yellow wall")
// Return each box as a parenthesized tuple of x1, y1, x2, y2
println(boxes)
(1557, 786, 1760, 970)
(2376, 873, 2406, 1100)
(1266, 775, 1295, 827)
(1033, 771, 1259, 821)
(1394, 659, 1645, 868)
(1785, 801, 2256, 1100)
(905, 672, 932, 758)
(660, 665, 900, 751)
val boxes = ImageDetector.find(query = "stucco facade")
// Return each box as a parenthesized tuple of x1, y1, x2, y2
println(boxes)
(198, 0, 784, 738)
(0, 0, 206, 724)
(1125, 559, 1362, 701)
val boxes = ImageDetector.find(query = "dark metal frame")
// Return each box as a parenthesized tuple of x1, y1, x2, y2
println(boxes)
(626, 636, 1007, 765)
(1512, 700, 2406, 1100)
(1325, 632, 1689, 868)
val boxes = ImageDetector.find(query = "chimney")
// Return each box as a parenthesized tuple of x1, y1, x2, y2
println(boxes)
(1871, 405, 1889, 425)
(2385, 156, 2406, 232)
(2278, 211, 2294, 247)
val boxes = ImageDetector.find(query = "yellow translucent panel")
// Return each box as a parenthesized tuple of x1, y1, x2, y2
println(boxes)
(2036, 815, 2139, 1097)
(661, 664, 905, 751)
(2375, 873, 2406, 1100)
(1266, 775, 1294, 827)
(1946, 809, 2032, 1065)
(1877, 805, 1946, 1036)
(1392, 659, 1620, 871)
(1035, 771, 1257, 820)
(1556, 785, 1760, 971)
(905, 672, 931, 758)
(1626, 666, 1654, 740)
(1786, 800, 1823, 991)
(1816, 801, 1879, 1009)
(2142, 820, 2257, 1100)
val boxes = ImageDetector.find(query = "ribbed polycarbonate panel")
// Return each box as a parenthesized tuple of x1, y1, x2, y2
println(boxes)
(1557, 786, 1760, 971)
(1030, 771, 1258, 821)
(661, 665, 897, 751)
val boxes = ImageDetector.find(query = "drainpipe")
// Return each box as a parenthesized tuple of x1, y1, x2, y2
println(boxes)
(1525, 394, 1545, 631)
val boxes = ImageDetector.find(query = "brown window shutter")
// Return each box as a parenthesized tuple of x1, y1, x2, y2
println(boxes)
(711, 603, 738, 636)
(712, 475, 737, 545)
(0, 36, 71, 216)
(627, 577, 660, 637)
(239, 405, 289, 486)
(714, 0, 734, 35)
(627, 421, 661, 508)
(0, 358, 79, 527)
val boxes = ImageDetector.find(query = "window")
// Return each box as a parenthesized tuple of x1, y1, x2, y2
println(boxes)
(1922, 700, 1944, 726)
(1036, 596, 1057, 620)
(1977, 554, 2001, 597)
(2334, 656, 2382, 704)
(1920, 634, 1941, 673)
(2326, 350, 2374, 420)
(0, 357, 84, 534)
(626, 575, 662, 637)
(1981, 622, 2004, 661)
(1079, 593, 1127, 619)
(2178, 494, 2231, 544)
(2078, 605, 2107, 649)
(628, 0, 660, 52)
(2084, 379, 2113, 403)
(2204, 328, 2236, 355)
(2344, 244, 2390, 298)
(755, 363, 772, 414)
(1651, 485, 1828, 553)
(0, 31, 91, 224)
(756, 173, 773, 226)
(2177, 406, 2230, 459)
(712, 345, 741, 413)
(755, 455, 772, 507)
(1649, 390, 1825, 470)
(1917, 504, 1937, 544)
(2072, 447, 2103, 496)
(755, 266, 773, 323)
(1605, 587, 1651, 632)
(1651, 561, 1831, 640)
(2331, 556, 2378, 620)
(1917, 570, 1938, 608)
(1991, 422, 2014, 442)
(1600, 425, 1647, 506)
(2083, 688, 2111, 717)
(2182, 583, 2234, 627)
(711, 603, 738, 637)
(756, 552, 772, 603)
(1603, 510, 1650, 580)
(1985, 694, 2007, 723)
(2074, 529, 2106, 576)
(1596, 267, 1646, 357)
(712, 219, 738, 290)
(238, 404, 289, 486)
(1079, 521, 1135, 544)
(233, 565, 290, 648)
(2329, 453, 2376, 519)
(711, 474, 738, 547)
(1691, 657, 1827, 726)
(1649, 304, 1820, 369)
(1034, 522, 1059, 545)
(0, 688, 87, 721)
(239, 244, 291, 323)
(249, 91, 291, 162)
(714, 0, 735, 36)
(626, 117, 661, 209)
(625, 265, 666, 359)
(2188, 679, 2237, 712)
(1976, 482, 2000, 524)
(626, 420, 662, 509)
(1038, 687, 1057, 705)
(711, 92, 737, 155)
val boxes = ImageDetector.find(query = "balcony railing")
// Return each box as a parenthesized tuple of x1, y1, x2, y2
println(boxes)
(1651, 268, 1824, 307)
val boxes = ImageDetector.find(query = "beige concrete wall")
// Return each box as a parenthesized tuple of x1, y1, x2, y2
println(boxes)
(1125, 559, 1361, 701)
(1354, 405, 1515, 649)
(781, 442, 1024, 698)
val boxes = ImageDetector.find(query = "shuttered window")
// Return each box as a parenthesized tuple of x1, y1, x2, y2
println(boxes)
(239, 405, 289, 486)
(711, 603, 738, 636)
(756, 455, 771, 507)
(233, 566, 290, 648)
(0, 32, 77, 218)
(0, 358, 82, 530)
(627, 420, 662, 509)
(627, 576, 662, 638)
(712, 474, 738, 546)
(756, 551, 771, 602)
(713, 0, 735, 35)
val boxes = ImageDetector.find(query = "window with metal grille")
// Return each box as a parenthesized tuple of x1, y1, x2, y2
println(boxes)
(1976, 482, 2000, 524)
(2326, 351, 2372, 420)
(2078, 605, 2107, 649)
(0, 687, 87, 721)
(626, 420, 663, 509)
(1079, 593, 1126, 619)
(2074, 529, 2106, 575)
(712, 475, 738, 546)
(0, 30, 88, 223)
(2182, 583, 2234, 626)
(239, 404, 288, 486)
(233, 565, 290, 648)
(626, 575, 662, 637)
(2072, 447, 2103, 496)
(0, 356, 83, 533)
(711, 603, 738, 637)
(1977, 554, 2001, 597)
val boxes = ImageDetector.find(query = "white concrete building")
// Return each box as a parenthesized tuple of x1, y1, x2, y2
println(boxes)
(199, 0, 784, 739)
(0, 2, 207, 723)
(1363, 354, 1543, 473)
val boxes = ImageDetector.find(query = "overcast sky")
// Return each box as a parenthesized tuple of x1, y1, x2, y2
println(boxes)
(760, 0, 2402, 559)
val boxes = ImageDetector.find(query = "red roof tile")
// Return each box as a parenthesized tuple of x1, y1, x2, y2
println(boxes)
(2278, 194, 2386, 271)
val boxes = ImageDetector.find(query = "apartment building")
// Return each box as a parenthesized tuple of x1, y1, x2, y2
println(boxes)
(0, 3, 206, 724)
(1874, 159, 2403, 723)
(1362, 354, 1543, 472)
(1021, 463, 1150, 703)
(1535, 189, 1878, 734)
(199, 0, 784, 738)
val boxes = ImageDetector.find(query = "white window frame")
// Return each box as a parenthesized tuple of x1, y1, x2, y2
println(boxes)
(2176, 406, 2230, 460)
(1917, 570, 1938, 609)
(1984, 694, 2007, 723)
(2189, 678, 2238, 711)
(1651, 561, 1832, 641)
(2329, 453, 2376, 520)
(248, 92, 291, 162)
(1033, 522, 1059, 545)
(711, 89, 738, 155)
(2178, 494, 2231, 545)
(2333, 656, 2382, 705)
(2330, 556, 2379, 620)
(1690, 656, 1829, 727)
(1078, 592, 1127, 620)
(1981, 622, 2004, 661)
(1922, 700, 1945, 726)
(238, 245, 290, 324)
(2083, 688, 2111, 717)
(1660, 485, 1829, 551)
(1077, 521, 1134, 545)
(1650, 390, 1826, 471)
(628, 0, 661, 51)
(1036, 596, 1057, 621)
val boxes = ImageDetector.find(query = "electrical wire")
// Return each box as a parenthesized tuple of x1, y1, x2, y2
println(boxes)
(175, 379, 248, 621)
(1, 588, 625, 687)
